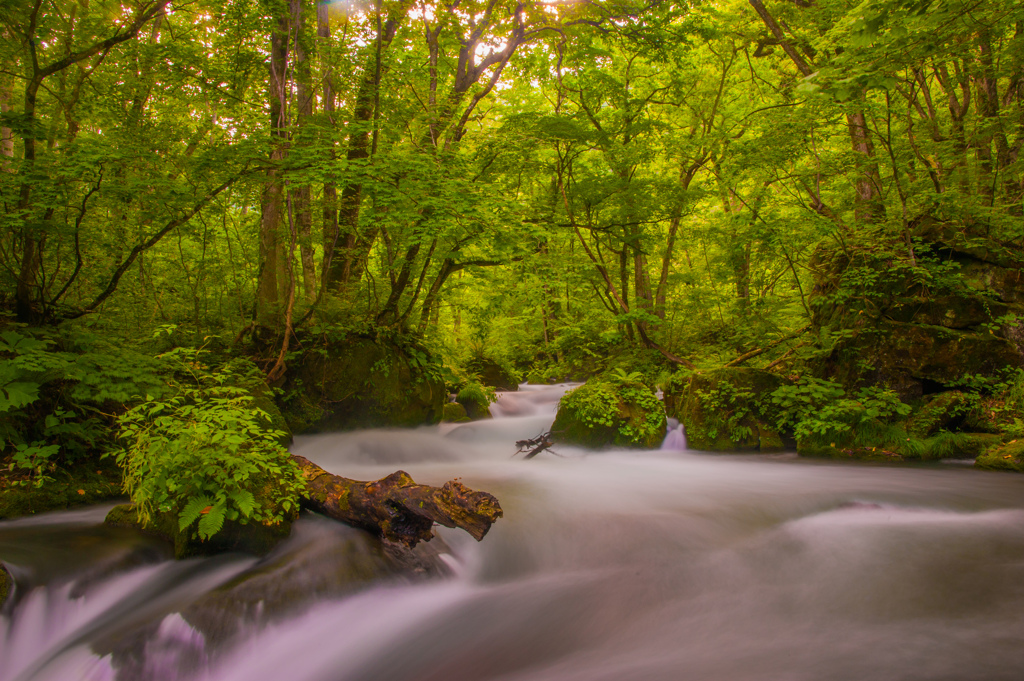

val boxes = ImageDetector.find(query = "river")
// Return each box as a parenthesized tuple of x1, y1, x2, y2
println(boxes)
(2, 383, 1024, 681)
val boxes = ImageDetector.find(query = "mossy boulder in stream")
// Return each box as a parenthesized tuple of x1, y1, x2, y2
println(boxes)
(975, 440, 1024, 472)
(664, 368, 793, 452)
(552, 379, 665, 449)
(456, 383, 493, 420)
(442, 402, 470, 422)
(0, 459, 123, 521)
(280, 335, 444, 433)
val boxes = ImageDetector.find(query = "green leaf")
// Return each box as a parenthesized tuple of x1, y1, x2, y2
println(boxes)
(197, 503, 226, 539)
(179, 495, 213, 532)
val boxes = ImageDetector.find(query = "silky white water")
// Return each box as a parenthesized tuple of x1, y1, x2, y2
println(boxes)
(3, 383, 1024, 681)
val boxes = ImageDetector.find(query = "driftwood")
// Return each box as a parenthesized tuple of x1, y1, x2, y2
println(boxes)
(515, 431, 555, 459)
(292, 455, 503, 548)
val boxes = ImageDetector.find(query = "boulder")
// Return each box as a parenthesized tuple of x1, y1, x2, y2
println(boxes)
(0, 459, 123, 521)
(975, 439, 1024, 472)
(551, 379, 666, 449)
(456, 384, 493, 420)
(904, 391, 975, 437)
(809, 225, 1024, 400)
(281, 336, 444, 433)
(441, 402, 469, 422)
(468, 357, 519, 391)
(105, 502, 294, 560)
(664, 368, 793, 452)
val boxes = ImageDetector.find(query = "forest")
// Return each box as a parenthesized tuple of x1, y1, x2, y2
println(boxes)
(2, 0, 1024, 544)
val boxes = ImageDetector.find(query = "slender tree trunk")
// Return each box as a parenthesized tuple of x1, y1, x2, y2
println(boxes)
(255, 8, 291, 332)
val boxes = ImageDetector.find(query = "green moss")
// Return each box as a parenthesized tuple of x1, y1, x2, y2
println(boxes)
(665, 368, 792, 452)
(975, 439, 1024, 472)
(456, 383, 493, 420)
(0, 459, 123, 521)
(552, 380, 666, 449)
(442, 402, 470, 422)
(905, 391, 975, 437)
(282, 336, 444, 433)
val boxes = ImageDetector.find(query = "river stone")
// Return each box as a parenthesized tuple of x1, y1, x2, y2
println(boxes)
(281, 335, 444, 433)
(179, 518, 452, 648)
(552, 380, 666, 449)
(664, 368, 793, 452)
(442, 402, 470, 422)
(456, 385, 493, 420)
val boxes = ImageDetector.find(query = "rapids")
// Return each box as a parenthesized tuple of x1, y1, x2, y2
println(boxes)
(3, 383, 1024, 681)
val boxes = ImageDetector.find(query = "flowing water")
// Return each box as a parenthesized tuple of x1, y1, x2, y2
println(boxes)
(3, 383, 1024, 681)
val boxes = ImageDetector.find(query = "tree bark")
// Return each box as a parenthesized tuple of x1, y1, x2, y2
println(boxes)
(292, 455, 503, 547)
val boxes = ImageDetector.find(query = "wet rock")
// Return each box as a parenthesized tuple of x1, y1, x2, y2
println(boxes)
(456, 384, 493, 420)
(281, 335, 444, 433)
(179, 517, 453, 648)
(0, 459, 123, 521)
(664, 368, 793, 452)
(442, 402, 470, 422)
(105, 503, 293, 560)
(552, 379, 666, 449)
(975, 439, 1024, 472)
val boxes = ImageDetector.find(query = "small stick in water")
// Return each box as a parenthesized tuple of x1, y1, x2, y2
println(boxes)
(515, 431, 556, 460)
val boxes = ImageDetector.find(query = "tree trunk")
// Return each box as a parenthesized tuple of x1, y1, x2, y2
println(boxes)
(292, 455, 503, 547)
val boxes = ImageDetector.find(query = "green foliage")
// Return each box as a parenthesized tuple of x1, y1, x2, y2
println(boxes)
(693, 382, 756, 443)
(771, 378, 911, 442)
(557, 378, 665, 447)
(117, 348, 304, 540)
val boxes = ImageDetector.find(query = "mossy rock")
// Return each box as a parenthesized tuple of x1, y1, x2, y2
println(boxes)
(0, 561, 11, 609)
(905, 391, 975, 437)
(281, 335, 444, 433)
(442, 402, 470, 423)
(799, 430, 1000, 462)
(551, 380, 666, 449)
(809, 231, 1024, 400)
(456, 385, 492, 420)
(975, 439, 1024, 472)
(0, 459, 123, 521)
(467, 357, 519, 391)
(664, 368, 793, 452)
(105, 503, 293, 559)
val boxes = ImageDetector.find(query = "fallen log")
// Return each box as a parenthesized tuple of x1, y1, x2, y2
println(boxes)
(292, 455, 503, 548)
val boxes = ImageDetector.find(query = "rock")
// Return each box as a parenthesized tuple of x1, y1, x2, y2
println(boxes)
(0, 460, 123, 521)
(281, 335, 445, 433)
(468, 357, 519, 391)
(809, 227, 1024, 400)
(664, 368, 793, 452)
(975, 439, 1024, 472)
(552, 379, 666, 449)
(442, 402, 470, 422)
(104, 503, 293, 560)
(178, 517, 453, 647)
(0, 561, 11, 609)
(905, 391, 975, 437)
(456, 383, 493, 420)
